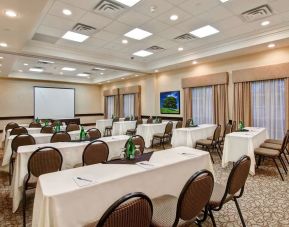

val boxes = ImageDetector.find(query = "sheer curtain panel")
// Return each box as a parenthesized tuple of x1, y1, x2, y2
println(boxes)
(123, 94, 135, 117)
(107, 96, 115, 119)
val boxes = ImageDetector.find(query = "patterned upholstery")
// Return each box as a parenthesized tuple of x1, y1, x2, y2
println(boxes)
(125, 135, 145, 154)
(82, 140, 109, 166)
(40, 126, 54, 134)
(176, 121, 183, 129)
(50, 132, 71, 143)
(185, 119, 192, 128)
(10, 127, 28, 135)
(260, 143, 281, 150)
(264, 139, 282, 145)
(208, 183, 234, 208)
(66, 123, 80, 132)
(29, 122, 42, 128)
(11, 134, 36, 153)
(147, 118, 153, 124)
(87, 128, 101, 140)
(255, 147, 279, 157)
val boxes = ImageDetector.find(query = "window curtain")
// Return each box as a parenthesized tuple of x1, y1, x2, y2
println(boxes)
(192, 86, 214, 125)
(106, 96, 115, 118)
(285, 78, 289, 130)
(134, 92, 141, 117)
(251, 79, 285, 139)
(234, 82, 252, 127)
(213, 84, 229, 129)
(123, 94, 135, 117)
(183, 88, 192, 124)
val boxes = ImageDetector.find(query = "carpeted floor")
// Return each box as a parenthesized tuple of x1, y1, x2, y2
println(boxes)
(1, 146, 289, 227)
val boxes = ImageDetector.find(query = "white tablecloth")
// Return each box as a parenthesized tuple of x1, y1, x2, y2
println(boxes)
(222, 127, 268, 175)
(95, 119, 113, 135)
(136, 122, 177, 148)
(11, 135, 129, 212)
(2, 130, 80, 167)
(171, 124, 217, 147)
(32, 146, 214, 227)
(112, 121, 136, 136)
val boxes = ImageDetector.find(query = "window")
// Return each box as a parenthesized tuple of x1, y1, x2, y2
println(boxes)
(192, 86, 214, 125)
(107, 96, 115, 118)
(123, 94, 135, 117)
(251, 79, 285, 139)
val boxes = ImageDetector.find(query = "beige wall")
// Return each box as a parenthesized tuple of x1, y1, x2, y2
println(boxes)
(101, 46, 289, 119)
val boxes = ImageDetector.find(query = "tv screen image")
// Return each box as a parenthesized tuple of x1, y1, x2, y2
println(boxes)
(160, 91, 180, 114)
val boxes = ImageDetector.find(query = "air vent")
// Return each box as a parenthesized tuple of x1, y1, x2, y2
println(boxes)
(241, 5, 272, 22)
(94, 0, 126, 18)
(72, 23, 97, 36)
(146, 46, 165, 52)
(32, 33, 59, 44)
(174, 33, 196, 42)
(37, 60, 54, 65)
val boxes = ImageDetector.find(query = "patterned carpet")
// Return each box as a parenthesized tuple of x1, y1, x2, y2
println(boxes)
(1, 146, 289, 227)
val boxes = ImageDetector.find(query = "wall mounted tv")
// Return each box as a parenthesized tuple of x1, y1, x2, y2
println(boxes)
(160, 90, 180, 114)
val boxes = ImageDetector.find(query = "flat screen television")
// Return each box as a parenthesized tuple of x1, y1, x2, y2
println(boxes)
(160, 90, 180, 114)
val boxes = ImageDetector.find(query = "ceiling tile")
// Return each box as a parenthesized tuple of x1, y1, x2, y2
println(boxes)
(60, 0, 99, 11)
(41, 14, 75, 31)
(196, 5, 234, 23)
(82, 37, 108, 48)
(155, 7, 192, 25)
(270, 0, 289, 13)
(117, 10, 151, 27)
(93, 30, 120, 42)
(223, 0, 270, 15)
(79, 12, 112, 30)
(48, 1, 86, 21)
(176, 17, 207, 32)
(166, 0, 187, 6)
(212, 16, 244, 31)
(139, 19, 170, 34)
(179, 0, 220, 16)
(37, 25, 65, 38)
(158, 27, 186, 40)
(103, 21, 133, 35)
(133, 0, 175, 18)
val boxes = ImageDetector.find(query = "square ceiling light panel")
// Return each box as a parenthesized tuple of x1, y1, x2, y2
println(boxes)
(62, 31, 89, 42)
(114, 0, 142, 7)
(190, 25, 219, 38)
(124, 28, 152, 40)
(133, 50, 153, 57)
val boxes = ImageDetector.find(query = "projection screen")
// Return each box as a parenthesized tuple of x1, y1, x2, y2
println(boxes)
(34, 87, 75, 119)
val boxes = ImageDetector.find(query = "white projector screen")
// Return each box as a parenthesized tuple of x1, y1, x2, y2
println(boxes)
(34, 87, 75, 119)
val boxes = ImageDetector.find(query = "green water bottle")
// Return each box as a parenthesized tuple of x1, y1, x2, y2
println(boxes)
(44, 120, 49, 126)
(80, 126, 84, 140)
(126, 137, 135, 160)
(239, 121, 244, 131)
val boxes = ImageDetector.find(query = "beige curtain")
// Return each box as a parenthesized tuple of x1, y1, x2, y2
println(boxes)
(134, 93, 141, 118)
(234, 82, 252, 126)
(285, 78, 289, 130)
(104, 97, 108, 118)
(114, 95, 120, 117)
(213, 84, 229, 129)
(183, 88, 192, 124)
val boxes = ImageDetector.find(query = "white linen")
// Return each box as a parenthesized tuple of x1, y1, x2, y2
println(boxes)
(95, 119, 113, 135)
(112, 121, 136, 136)
(32, 147, 214, 227)
(171, 124, 217, 147)
(11, 135, 129, 212)
(136, 121, 177, 147)
(222, 127, 268, 175)
(2, 131, 80, 167)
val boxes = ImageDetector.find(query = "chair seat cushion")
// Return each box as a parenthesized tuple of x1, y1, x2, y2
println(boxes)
(264, 139, 282, 145)
(151, 195, 192, 227)
(254, 147, 280, 157)
(127, 129, 136, 133)
(196, 139, 212, 146)
(153, 133, 165, 138)
(207, 136, 223, 141)
(208, 183, 233, 208)
(260, 143, 281, 150)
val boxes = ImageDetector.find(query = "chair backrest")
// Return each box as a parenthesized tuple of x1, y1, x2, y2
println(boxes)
(97, 192, 153, 227)
(51, 121, 60, 127)
(174, 170, 214, 226)
(87, 128, 102, 140)
(136, 118, 143, 126)
(164, 121, 174, 135)
(280, 130, 289, 152)
(221, 156, 251, 206)
(125, 135, 145, 154)
(176, 121, 183, 129)
(185, 119, 192, 128)
(11, 134, 36, 153)
(82, 140, 109, 166)
(10, 126, 28, 135)
(50, 132, 71, 143)
(223, 123, 232, 138)
(5, 122, 19, 131)
(124, 117, 130, 121)
(212, 125, 222, 141)
(66, 123, 80, 132)
(113, 117, 120, 123)
(26, 146, 62, 179)
(146, 117, 153, 124)
(231, 121, 237, 132)
(40, 126, 54, 134)
(29, 122, 42, 128)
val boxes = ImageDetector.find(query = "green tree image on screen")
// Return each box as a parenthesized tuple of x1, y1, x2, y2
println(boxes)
(163, 96, 177, 109)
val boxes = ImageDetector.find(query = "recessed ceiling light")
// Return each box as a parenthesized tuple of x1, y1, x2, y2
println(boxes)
(62, 31, 89, 42)
(121, 78, 125, 80)
(170, 14, 178, 21)
(0, 43, 8, 47)
(114, 0, 141, 7)
(0, 57, 3, 59)
(62, 67, 76, 71)
(29, 68, 44, 72)
(23, 63, 29, 66)
(268, 43, 276, 48)
(219, 0, 230, 2)
(62, 9, 72, 16)
(178, 47, 184, 51)
(5, 10, 17, 17)
(122, 39, 128, 44)
(192, 60, 198, 65)
(77, 73, 90, 77)
(18, 69, 23, 72)
(100, 72, 104, 75)
(135, 74, 139, 77)
(124, 28, 152, 40)
(155, 69, 159, 73)
(133, 50, 153, 57)
(190, 25, 219, 38)
(93, 67, 105, 71)
(261, 21, 270, 26)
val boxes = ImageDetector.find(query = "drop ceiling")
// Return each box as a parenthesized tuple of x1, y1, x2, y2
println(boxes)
(1, 0, 289, 83)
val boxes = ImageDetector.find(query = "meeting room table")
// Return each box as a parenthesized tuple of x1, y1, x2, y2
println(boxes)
(171, 124, 217, 148)
(112, 120, 136, 136)
(31, 146, 214, 227)
(2, 130, 80, 168)
(11, 135, 130, 212)
(136, 121, 177, 148)
(222, 127, 269, 175)
(95, 118, 125, 135)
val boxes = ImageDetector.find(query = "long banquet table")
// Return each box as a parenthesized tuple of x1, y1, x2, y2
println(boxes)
(112, 121, 136, 136)
(32, 146, 214, 227)
(11, 135, 129, 212)
(171, 124, 217, 147)
(95, 118, 125, 136)
(222, 127, 268, 175)
(2, 130, 80, 167)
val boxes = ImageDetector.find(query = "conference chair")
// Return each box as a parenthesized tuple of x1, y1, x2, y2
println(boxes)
(208, 122, 232, 146)
(82, 140, 109, 166)
(66, 123, 80, 132)
(147, 117, 153, 124)
(95, 192, 153, 227)
(208, 156, 251, 227)
(151, 170, 214, 227)
(29, 122, 42, 128)
(151, 121, 173, 149)
(104, 117, 119, 137)
(50, 132, 71, 143)
(22, 147, 63, 226)
(231, 121, 237, 132)
(40, 126, 54, 134)
(176, 121, 183, 129)
(185, 119, 192, 127)
(126, 119, 143, 136)
(5, 122, 19, 132)
(87, 128, 102, 140)
(263, 130, 289, 156)
(10, 127, 28, 135)
(125, 135, 145, 155)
